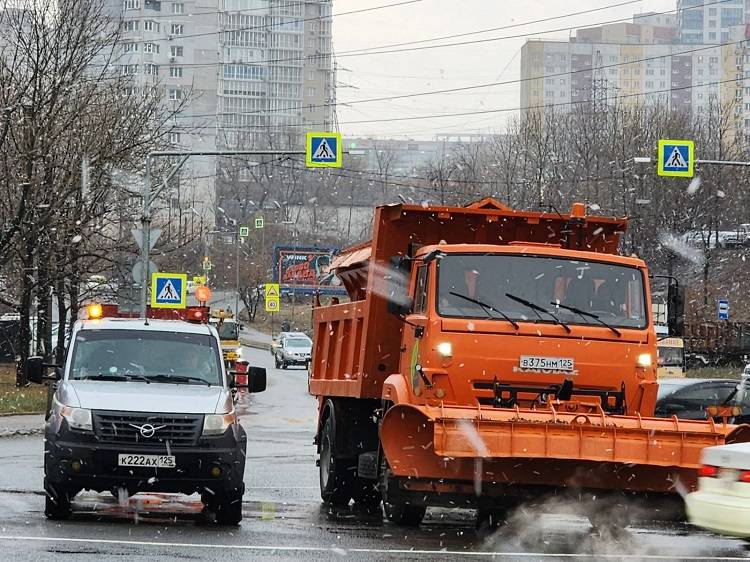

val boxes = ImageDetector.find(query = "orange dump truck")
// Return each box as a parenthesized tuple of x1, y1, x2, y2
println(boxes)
(309, 198, 750, 525)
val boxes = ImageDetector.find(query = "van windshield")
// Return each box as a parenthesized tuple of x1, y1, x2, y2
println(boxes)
(437, 254, 647, 329)
(68, 330, 222, 386)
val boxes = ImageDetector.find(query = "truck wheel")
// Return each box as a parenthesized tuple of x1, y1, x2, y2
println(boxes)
(215, 492, 243, 525)
(476, 508, 508, 533)
(319, 415, 353, 506)
(383, 501, 426, 527)
(44, 480, 73, 520)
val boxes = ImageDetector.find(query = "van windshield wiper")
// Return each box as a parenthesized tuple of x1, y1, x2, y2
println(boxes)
(552, 302, 622, 337)
(505, 293, 571, 333)
(149, 374, 213, 386)
(448, 291, 519, 330)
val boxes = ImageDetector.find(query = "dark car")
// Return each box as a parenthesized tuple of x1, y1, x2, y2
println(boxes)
(655, 378, 750, 422)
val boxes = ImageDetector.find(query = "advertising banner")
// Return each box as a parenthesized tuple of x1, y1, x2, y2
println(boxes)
(273, 246, 344, 295)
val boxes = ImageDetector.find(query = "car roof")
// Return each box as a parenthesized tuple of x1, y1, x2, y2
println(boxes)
(702, 442, 750, 469)
(657, 377, 738, 399)
(281, 332, 310, 339)
(76, 318, 213, 336)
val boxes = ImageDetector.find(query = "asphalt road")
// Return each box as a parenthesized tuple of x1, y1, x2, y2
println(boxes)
(0, 347, 748, 561)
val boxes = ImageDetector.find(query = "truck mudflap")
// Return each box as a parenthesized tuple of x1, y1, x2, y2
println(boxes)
(380, 404, 750, 494)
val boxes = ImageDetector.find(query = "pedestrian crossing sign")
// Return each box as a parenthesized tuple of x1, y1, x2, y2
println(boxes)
(306, 132, 342, 168)
(658, 139, 694, 178)
(151, 272, 187, 309)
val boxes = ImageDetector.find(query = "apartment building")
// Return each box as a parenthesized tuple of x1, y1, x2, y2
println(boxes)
(104, 0, 335, 225)
(677, 0, 746, 44)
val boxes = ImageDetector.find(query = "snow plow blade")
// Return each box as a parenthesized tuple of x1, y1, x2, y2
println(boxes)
(381, 404, 750, 494)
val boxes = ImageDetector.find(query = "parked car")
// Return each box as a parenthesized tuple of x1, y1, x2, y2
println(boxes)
(686, 442, 750, 538)
(273, 331, 312, 370)
(655, 378, 750, 422)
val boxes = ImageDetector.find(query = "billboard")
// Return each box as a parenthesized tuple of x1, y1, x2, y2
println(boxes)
(273, 246, 344, 295)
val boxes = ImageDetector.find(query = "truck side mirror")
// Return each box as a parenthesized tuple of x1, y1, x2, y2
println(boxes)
(386, 255, 413, 316)
(667, 283, 685, 337)
(247, 366, 266, 393)
(25, 356, 45, 384)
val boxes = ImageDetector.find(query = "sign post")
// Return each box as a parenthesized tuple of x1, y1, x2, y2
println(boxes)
(151, 273, 187, 309)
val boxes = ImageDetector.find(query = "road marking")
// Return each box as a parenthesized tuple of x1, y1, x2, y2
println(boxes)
(0, 535, 744, 559)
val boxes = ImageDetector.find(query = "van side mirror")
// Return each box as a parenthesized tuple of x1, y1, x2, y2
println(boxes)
(25, 356, 45, 384)
(667, 282, 685, 337)
(247, 366, 266, 393)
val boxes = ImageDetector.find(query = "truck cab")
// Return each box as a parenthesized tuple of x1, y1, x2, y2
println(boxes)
(209, 309, 242, 369)
(26, 306, 266, 524)
(390, 243, 656, 415)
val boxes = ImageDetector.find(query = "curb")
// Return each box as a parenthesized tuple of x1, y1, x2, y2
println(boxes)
(240, 338, 272, 351)
(0, 411, 44, 417)
(0, 427, 43, 438)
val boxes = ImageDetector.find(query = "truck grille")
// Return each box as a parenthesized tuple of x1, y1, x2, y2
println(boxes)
(92, 411, 203, 447)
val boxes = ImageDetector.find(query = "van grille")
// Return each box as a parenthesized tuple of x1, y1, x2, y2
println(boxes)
(92, 411, 203, 447)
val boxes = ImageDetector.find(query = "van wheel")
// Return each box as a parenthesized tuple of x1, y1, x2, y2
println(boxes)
(384, 501, 426, 526)
(319, 415, 353, 506)
(215, 492, 243, 525)
(44, 480, 73, 520)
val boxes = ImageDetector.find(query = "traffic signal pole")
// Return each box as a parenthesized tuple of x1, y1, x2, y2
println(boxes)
(139, 150, 306, 317)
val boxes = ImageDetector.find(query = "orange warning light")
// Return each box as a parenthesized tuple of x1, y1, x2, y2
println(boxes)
(195, 285, 212, 303)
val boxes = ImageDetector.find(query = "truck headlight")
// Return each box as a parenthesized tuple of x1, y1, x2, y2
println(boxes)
(54, 398, 92, 431)
(636, 353, 653, 367)
(436, 342, 453, 357)
(203, 411, 237, 436)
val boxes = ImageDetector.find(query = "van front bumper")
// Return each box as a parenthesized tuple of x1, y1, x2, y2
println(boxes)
(45, 423, 247, 496)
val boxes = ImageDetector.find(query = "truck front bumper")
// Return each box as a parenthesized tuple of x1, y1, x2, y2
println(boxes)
(45, 424, 247, 497)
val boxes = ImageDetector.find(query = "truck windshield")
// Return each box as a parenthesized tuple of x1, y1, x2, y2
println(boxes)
(658, 346, 684, 367)
(68, 330, 223, 386)
(437, 254, 647, 329)
(214, 321, 238, 340)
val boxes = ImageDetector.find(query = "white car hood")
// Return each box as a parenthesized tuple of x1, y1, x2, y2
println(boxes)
(60, 381, 227, 414)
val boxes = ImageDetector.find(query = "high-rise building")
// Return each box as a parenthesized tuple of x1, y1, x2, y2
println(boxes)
(677, 0, 746, 44)
(104, 0, 335, 226)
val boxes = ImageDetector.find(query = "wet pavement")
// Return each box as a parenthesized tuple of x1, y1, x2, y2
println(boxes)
(0, 347, 748, 560)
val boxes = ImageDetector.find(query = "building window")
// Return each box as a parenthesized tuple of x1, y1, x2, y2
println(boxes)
(646, 81, 653, 88)
(123, 20, 139, 31)
(144, 20, 159, 32)
(169, 132, 181, 144)
(169, 88, 183, 100)
(307, 71, 315, 81)
(710, 56, 719, 64)
(145, 64, 158, 75)
(123, 42, 138, 52)
(709, 32, 716, 40)
(143, 43, 159, 53)
(170, 67, 183, 78)
(172, 2, 184, 13)
(170, 46, 183, 57)
(171, 24, 184, 35)
(124, 0, 140, 9)
(306, 87, 315, 96)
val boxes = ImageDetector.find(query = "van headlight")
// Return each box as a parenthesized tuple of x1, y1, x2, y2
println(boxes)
(636, 353, 653, 367)
(203, 411, 237, 436)
(54, 397, 92, 431)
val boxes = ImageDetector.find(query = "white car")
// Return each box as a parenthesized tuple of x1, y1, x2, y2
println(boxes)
(686, 442, 750, 537)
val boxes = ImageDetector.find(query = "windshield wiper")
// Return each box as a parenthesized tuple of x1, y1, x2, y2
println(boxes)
(81, 374, 130, 381)
(149, 374, 212, 386)
(505, 293, 571, 333)
(552, 302, 622, 337)
(448, 291, 519, 330)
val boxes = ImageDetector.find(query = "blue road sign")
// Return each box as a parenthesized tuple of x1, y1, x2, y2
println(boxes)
(306, 132, 342, 168)
(657, 139, 694, 178)
(151, 272, 187, 309)
(718, 298, 729, 320)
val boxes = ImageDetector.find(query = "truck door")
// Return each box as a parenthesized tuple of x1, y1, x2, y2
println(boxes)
(401, 264, 429, 396)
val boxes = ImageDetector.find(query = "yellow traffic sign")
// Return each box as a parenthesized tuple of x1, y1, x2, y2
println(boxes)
(193, 275, 207, 285)
(151, 273, 187, 309)
(306, 132, 342, 168)
(265, 297, 280, 313)
(265, 283, 280, 298)
(657, 139, 694, 178)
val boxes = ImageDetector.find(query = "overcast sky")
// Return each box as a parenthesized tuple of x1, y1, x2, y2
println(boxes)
(333, 0, 675, 140)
